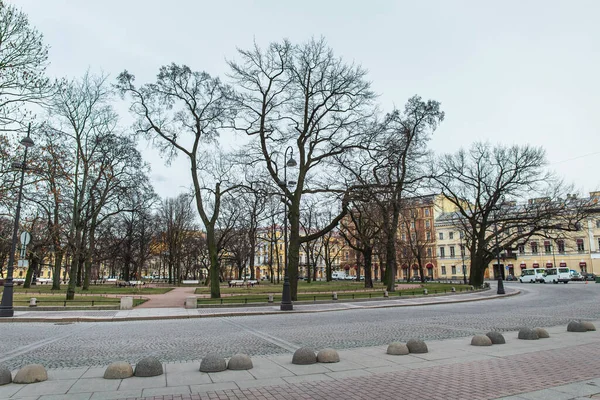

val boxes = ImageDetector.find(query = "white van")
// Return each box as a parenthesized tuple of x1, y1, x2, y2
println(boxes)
(332, 272, 347, 280)
(542, 267, 571, 284)
(519, 268, 545, 283)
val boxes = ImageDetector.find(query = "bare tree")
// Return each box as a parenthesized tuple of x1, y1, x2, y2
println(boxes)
(117, 65, 238, 298)
(0, 1, 51, 133)
(229, 38, 374, 300)
(432, 142, 592, 286)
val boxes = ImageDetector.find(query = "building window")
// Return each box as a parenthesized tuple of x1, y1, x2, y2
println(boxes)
(597, 220, 600, 229)
(427, 248, 432, 257)
(518, 244, 524, 254)
(450, 246, 455, 257)
(441, 266, 446, 275)
(597, 237, 600, 251)
(439, 232, 444, 240)
(425, 208, 430, 217)
(425, 220, 430, 229)
(401, 233, 406, 241)
(460, 245, 465, 256)
(411, 233, 416, 242)
(426, 231, 431, 241)
(451, 265, 456, 275)
(577, 239, 585, 252)
(460, 231, 464, 239)
(439, 247, 445, 258)
(557, 240, 565, 253)
(544, 241, 551, 254)
(449, 232, 454, 240)
(575, 222, 582, 231)
(411, 221, 416, 230)
(530, 242, 538, 254)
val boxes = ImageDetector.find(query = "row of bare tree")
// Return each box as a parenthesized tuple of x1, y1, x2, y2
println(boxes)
(1, 2, 594, 301)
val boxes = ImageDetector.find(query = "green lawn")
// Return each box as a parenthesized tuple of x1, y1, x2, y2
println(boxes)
(11, 294, 146, 307)
(196, 282, 474, 305)
(7, 285, 172, 295)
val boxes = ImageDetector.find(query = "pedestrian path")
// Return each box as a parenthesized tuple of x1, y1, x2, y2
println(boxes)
(134, 287, 196, 309)
(6, 287, 518, 323)
(1, 322, 599, 399)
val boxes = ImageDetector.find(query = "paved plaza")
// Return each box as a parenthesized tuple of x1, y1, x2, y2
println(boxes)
(1, 282, 599, 399)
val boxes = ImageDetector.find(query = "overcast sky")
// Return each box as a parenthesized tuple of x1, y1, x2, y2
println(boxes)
(16, 0, 600, 199)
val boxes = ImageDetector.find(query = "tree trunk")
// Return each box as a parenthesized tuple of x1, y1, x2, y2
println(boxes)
(288, 211, 301, 301)
(206, 226, 221, 298)
(385, 235, 397, 292)
(52, 250, 63, 290)
(363, 247, 373, 288)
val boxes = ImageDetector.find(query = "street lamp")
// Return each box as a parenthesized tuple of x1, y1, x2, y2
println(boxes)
(0, 125, 34, 318)
(279, 146, 296, 311)
(493, 204, 505, 295)
(460, 231, 467, 285)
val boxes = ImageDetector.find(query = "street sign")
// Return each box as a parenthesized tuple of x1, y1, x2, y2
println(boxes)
(18, 260, 29, 268)
(20, 231, 31, 246)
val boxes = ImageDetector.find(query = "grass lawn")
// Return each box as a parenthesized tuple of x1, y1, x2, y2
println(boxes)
(6, 285, 172, 295)
(196, 281, 474, 305)
(11, 294, 146, 307)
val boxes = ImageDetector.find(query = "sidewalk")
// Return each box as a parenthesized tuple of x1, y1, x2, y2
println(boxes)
(4, 287, 517, 323)
(1, 322, 599, 400)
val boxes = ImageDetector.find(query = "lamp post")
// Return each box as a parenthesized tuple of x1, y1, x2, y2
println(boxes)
(493, 206, 505, 295)
(460, 231, 467, 285)
(0, 125, 34, 318)
(279, 146, 297, 311)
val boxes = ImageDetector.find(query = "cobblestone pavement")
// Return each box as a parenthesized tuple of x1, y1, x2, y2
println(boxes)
(116, 342, 600, 400)
(1, 283, 599, 371)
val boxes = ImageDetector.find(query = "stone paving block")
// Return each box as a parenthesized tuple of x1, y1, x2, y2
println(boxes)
(207, 369, 254, 383)
(89, 389, 142, 400)
(336, 351, 395, 368)
(14, 379, 77, 397)
(235, 377, 287, 389)
(316, 359, 364, 372)
(166, 370, 212, 387)
(7, 397, 41, 400)
(552, 382, 600, 397)
(279, 362, 331, 376)
(246, 358, 294, 379)
(364, 364, 408, 374)
(165, 362, 199, 373)
(516, 388, 578, 399)
(47, 368, 89, 380)
(38, 393, 92, 400)
(189, 381, 238, 394)
(80, 367, 105, 379)
(116, 374, 166, 391)
(282, 373, 335, 384)
(141, 384, 191, 396)
(325, 369, 372, 380)
(0, 383, 23, 398)
(68, 377, 120, 393)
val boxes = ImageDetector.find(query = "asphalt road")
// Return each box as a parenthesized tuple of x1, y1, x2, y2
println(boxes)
(1, 282, 599, 369)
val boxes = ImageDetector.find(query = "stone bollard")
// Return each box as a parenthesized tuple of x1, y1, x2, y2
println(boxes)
(120, 296, 133, 310)
(423, 289, 428, 295)
(332, 292, 338, 300)
(29, 298, 37, 307)
(184, 296, 197, 309)
(384, 290, 389, 298)
(268, 294, 273, 303)
(451, 287, 456, 293)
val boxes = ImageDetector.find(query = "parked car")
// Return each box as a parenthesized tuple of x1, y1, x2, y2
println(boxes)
(569, 270, 583, 281)
(582, 273, 597, 281)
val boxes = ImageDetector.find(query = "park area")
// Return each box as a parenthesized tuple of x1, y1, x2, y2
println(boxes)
(193, 281, 473, 306)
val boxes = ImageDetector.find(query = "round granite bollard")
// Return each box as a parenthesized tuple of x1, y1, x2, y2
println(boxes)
(200, 354, 227, 372)
(567, 321, 587, 333)
(227, 354, 252, 370)
(406, 339, 428, 354)
(486, 332, 506, 345)
(387, 342, 409, 355)
(292, 347, 317, 365)
(534, 328, 550, 339)
(317, 348, 340, 363)
(13, 364, 48, 384)
(104, 361, 133, 379)
(518, 328, 539, 340)
(471, 335, 492, 346)
(582, 321, 596, 331)
(0, 364, 11, 385)
(134, 357, 163, 377)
